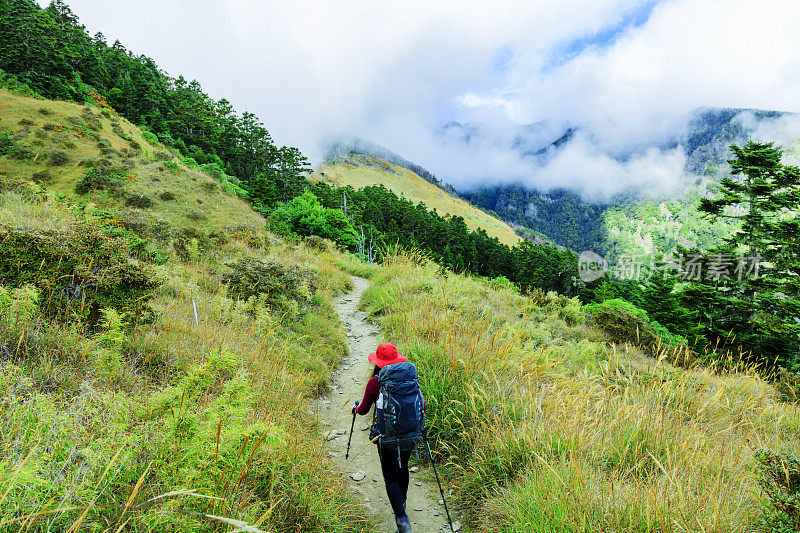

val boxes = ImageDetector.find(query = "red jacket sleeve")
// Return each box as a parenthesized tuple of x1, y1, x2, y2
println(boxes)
(355, 376, 380, 415)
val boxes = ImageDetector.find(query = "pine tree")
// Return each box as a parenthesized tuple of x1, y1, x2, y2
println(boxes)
(695, 141, 800, 369)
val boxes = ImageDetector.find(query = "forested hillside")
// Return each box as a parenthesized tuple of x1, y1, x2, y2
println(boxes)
(0, 0, 309, 213)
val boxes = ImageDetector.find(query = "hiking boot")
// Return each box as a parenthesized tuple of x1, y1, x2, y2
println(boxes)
(394, 515, 412, 533)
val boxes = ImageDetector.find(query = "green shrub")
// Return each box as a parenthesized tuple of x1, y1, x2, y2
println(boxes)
(159, 190, 175, 201)
(125, 193, 153, 209)
(153, 150, 171, 161)
(584, 298, 661, 347)
(0, 223, 158, 325)
(163, 161, 179, 172)
(128, 139, 141, 150)
(0, 129, 13, 155)
(18, 119, 34, 126)
(200, 162, 225, 180)
(304, 235, 328, 251)
(0, 69, 41, 97)
(111, 122, 126, 138)
(268, 191, 357, 249)
(754, 448, 800, 531)
(141, 131, 158, 144)
(80, 108, 102, 131)
(38, 107, 52, 116)
(222, 257, 316, 306)
(47, 150, 69, 166)
(32, 170, 52, 183)
(488, 275, 517, 293)
(181, 157, 200, 169)
(9, 144, 35, 161)
(75, 163, 126, 194)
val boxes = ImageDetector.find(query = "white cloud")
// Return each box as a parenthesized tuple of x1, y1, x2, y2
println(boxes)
(49, 0, 800, 199)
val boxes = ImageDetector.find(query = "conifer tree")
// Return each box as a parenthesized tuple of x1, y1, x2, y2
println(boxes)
(695, 141, 800, 369)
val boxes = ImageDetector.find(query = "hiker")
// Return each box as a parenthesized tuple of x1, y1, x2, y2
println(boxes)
(353, 342, 425, 533)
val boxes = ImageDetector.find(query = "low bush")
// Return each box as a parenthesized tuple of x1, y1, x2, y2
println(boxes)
(125, 193, 153, 209)
(159, 190, 175, 201)
(111, 122, 126, 138)
(74, 163, 126, 194)
(153, 150, 171, 161)
(584, 298, 685, 349)
(47, 150, 69, 166)
(181, 157, 200, 169)
(18, 118, 34, 126)
(222, 257, 316, 307)
(141, 130, 158, 144)
(31, 170, 52, 183)
(80, 108, 102, 131)
(754, 448, 800, 531)
(0, 222, 158, 325)
(0, 129, 13, 155)
(8, 144, 35, 161)
(304, 235, 328, 251)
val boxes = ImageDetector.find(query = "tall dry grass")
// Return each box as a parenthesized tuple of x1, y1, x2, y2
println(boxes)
(361, 250, 800, 532)
(0, 194, 371, 531)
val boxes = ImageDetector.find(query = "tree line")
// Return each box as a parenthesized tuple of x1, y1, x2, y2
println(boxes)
(271, 181, 583, 296)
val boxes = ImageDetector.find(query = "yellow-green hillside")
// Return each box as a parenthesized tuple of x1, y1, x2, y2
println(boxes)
(0, 89, 263, 231)
(311, 153, 522, 246)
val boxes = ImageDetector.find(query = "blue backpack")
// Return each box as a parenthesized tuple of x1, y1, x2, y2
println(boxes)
(371, 362, 425, 452)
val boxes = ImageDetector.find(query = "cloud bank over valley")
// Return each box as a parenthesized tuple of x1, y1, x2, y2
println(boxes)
(53, 0, 800, 200)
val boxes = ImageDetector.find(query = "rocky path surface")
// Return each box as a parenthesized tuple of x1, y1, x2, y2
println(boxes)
(319, 277, 460, 533)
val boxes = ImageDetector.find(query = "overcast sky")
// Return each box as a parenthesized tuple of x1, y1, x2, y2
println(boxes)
(49, 0, 800, 198)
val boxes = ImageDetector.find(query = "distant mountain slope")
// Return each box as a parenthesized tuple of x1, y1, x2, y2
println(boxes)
(459, 107, 799, 256)
(325, 138, 460, 196)
(0, 89, 263, 231)
(310, 152, 523, 247)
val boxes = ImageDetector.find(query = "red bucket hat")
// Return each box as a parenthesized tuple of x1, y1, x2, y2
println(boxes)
(368, 342, 407, 368)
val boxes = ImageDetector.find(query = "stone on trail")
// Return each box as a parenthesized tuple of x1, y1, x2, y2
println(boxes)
(415, 481, 422, 486)
(451, 520, 462, 532)
(410, 466, 419, 473)
(350, 470, 366, 482)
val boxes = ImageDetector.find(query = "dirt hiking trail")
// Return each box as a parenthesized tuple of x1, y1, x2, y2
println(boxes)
(319, 277, 461, 533)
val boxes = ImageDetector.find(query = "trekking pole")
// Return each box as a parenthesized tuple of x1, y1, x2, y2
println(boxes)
(423, 430, 455, 533)
(345, 401, 359, 460)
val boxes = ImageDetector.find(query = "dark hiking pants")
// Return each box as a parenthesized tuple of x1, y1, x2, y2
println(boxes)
(378, 444, 412, 518)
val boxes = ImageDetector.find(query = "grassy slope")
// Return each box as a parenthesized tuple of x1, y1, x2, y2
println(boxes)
(0, 88, 374, 529)
(0, 187, 376, 530)
(0, 89, 263, 231)
(358, 252, 799, 532)
(310, 153, 522, 247)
